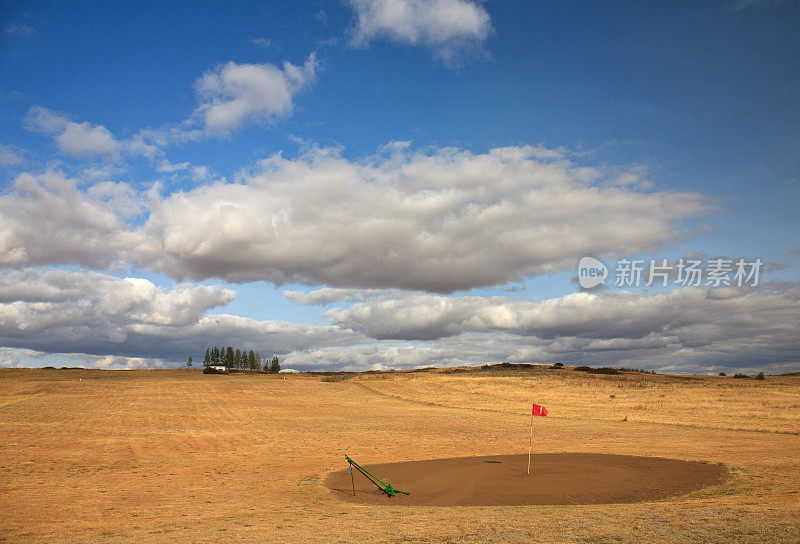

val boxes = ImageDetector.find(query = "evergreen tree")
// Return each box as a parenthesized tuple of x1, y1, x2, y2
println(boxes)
(225, 346, 234, 369)
(269, 356, 280, 373)
(248, 350, 257, 370)
(203, 349, 211, 368)
(235, 349, 242, 368)
(211, 346, 220, 364)
(187, 356, 193, 368)
(256, 352, 262, 371)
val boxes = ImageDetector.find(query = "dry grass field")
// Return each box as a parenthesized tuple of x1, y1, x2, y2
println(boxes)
(1, 367, 799, 543)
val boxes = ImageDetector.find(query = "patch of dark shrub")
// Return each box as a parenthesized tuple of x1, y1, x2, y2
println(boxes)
(321, 375, 349, 382)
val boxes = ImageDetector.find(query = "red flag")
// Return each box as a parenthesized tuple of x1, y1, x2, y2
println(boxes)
(532, 403, 548, 417)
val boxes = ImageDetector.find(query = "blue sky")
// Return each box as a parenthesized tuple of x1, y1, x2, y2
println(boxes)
(0, 0, 798, 373)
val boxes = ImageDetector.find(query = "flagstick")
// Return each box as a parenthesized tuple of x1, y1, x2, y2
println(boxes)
(527, 414, 534, 475)
(350, 462, 356, 496)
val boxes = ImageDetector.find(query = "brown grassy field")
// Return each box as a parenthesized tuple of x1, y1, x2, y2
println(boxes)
(1, 367, 799, 543)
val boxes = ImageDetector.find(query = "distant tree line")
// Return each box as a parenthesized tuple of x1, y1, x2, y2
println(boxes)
(199, 346, 280, 372)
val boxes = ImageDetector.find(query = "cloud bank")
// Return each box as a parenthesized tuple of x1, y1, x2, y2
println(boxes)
(282, 284, 800, 374)
(3, 272, 797, 373)
(326, 286, 800, 348)
(0, 145, 710, 291)
(145, 145, 710, 290)
(0, 269, 364, 361)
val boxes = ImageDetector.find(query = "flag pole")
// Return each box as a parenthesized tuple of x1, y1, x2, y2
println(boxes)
(527, 413, 534, 475)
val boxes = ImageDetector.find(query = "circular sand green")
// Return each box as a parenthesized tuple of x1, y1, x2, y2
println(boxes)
(325, 453, 728, 506)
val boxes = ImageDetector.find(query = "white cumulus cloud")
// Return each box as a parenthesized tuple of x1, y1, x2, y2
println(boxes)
(24, 107, 121, 160)
(348, 0, 493, 62)
(0, 171, 147, 268)
(193, 54, 318, 134)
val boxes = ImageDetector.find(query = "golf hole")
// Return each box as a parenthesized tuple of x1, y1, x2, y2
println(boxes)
(325, 453, 729, 506)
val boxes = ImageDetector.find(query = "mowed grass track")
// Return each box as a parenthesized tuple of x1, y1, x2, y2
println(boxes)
(1, 368, 799, 544)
